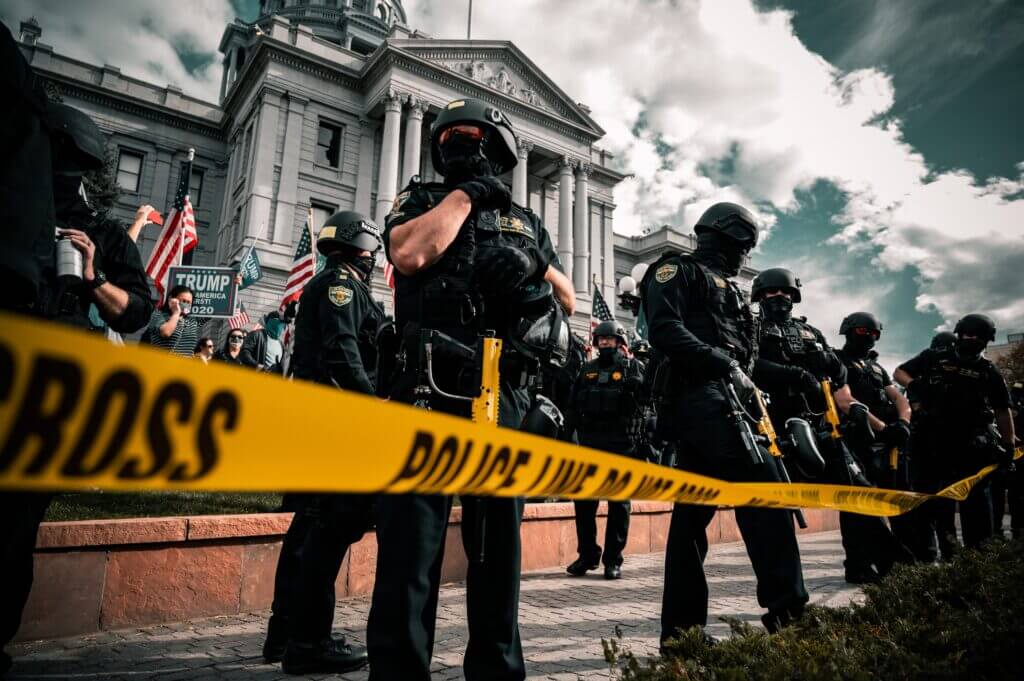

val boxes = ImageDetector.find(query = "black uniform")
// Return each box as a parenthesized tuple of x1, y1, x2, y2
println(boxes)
(755, 317, 907, 577)
(566, 352, 645, 570)
(643, 253, 808, 643)
(837, 348, 917, 553)
(368, 180, 558, 681)
(897, 348, 1012, 556)
(264, 256, 382, 661)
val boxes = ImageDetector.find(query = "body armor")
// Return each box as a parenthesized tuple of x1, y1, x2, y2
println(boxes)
(575, 354, 642, 454)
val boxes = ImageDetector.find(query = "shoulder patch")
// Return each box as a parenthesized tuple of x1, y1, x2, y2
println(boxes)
(799, 328, 816, 340)
(710, 274, 728, 289)
(585, 371, 599, 380)
(389, 191, 411, 217)
(327, 285, 353, 307)
(655, 263, 678, 283)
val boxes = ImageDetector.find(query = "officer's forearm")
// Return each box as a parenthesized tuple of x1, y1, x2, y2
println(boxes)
(867, 412, 887, 433)
(997, 408, 1016, 447)
(90, 282, 129, 322)
(893, 368, 913, 387)
(888, 385, 912, 423)
(833, 384, 855, 414)
(389, 191, 472, 275)
(545, 265, 576, 315)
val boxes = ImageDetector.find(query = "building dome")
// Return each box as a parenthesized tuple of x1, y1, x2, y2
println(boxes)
(257, 0, 407, 53)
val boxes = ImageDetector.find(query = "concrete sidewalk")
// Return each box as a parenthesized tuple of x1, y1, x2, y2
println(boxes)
(7, 530, 861, 680)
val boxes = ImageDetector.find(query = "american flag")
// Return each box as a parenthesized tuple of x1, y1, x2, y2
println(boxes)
(383, 261, 395, 290)
(591, 280, 613, 331)
(280, 210, 316, 312)
(146, 155, 198, 302)
(228, 302, 250, 330)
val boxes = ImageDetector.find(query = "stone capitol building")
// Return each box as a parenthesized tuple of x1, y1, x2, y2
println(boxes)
(15, 0, 754, 336)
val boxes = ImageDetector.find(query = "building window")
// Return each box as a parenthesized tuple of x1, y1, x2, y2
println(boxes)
(316, 121, 342, 168)
(189, 168, 205, 208)
(310, 201, 337, 234)
(116, 149, 143, 192)
(241, 123, 254, 177)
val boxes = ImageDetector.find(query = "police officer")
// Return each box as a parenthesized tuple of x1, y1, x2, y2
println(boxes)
(565, 321, 645, 580)
(272, 211, 384, 674)
(0, 101, 154, 673)
(642, 203, 808, 645)
(368, 97, 573, 681)
(930, 331, 957, 351)
(835, 312, 917, 554)
(894, 314, 1017, 556)
(751, 269, 909, 583)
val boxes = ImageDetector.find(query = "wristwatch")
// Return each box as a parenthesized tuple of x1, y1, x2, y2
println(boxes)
(85, 269, 107, 290)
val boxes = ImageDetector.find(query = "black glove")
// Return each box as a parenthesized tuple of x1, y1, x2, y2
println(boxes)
(728, 365, 757, 404)
(789, 367, 820, 395)
(456, 176, 512, 212)
(882, 420, 912, 450)
(475, 245, 546, 291)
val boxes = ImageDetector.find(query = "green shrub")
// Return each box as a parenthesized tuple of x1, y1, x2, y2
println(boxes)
(45, 492, 284, 520)
(604, 539, 1024, 680)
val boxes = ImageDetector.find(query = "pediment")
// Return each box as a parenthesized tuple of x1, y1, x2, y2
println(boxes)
(389, 40, 604, 137)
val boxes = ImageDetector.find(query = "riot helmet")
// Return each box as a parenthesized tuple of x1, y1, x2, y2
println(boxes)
(592, 320, 628, 347)
(954, 313, 996, 342)
(751, 268, 802, 303)
(840, 311, 883, 337)
(431, 98, 518, 179)
(930, 331, 957, 350)
(694, 202, 759, 247)
(317, 210, 382, 255)
(506, 281, 570, 368)
(46, 103, 105, 175)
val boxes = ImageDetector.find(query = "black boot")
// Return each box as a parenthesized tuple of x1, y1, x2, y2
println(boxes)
(604, 564, 622, 580)
(262, 614, 289, 663)
(844, 565, 881, 584)
(566, 555, 600, 576)
(282, 636, 369, 675)
(761, 604, 804, 634)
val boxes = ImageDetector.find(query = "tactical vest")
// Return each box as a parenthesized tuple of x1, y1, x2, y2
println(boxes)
(917, 349, 998, 426)
(576, 355, 639, 450)
(840, 351, 894, 422)
(759, 317, 822, 373)
(644, 252, 756, 372)
(393, 181, 544, 344)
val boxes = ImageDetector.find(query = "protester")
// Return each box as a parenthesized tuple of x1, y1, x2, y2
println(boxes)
(193, 336, 214, 363)
(214, 329, 247, 364)
(140, 284, 199, 358)
(126, 203, 157, 243)
(240, 310, 285, 373)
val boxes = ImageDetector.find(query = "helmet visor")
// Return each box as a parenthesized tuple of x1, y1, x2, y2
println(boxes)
(439, 125, 486, 145)
(851, 327, 881, 340)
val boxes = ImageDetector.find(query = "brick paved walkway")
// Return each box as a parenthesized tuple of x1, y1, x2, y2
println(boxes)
(8, 530, 860, 680)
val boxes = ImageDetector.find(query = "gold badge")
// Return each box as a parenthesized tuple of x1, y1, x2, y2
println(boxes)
(328, 286, 353, 307)
(800, 329, 815, 339)
(585, 371, 599, 379)
(711, 275, 727, 289)
(447, 100, 466, 110)
(319, 226, 336, 239)
(655, 263, 678, 283)
(612, 371, 623, 381)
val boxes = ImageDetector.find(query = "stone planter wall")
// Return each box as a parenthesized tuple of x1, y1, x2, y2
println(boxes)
(18, 502, 839, 642)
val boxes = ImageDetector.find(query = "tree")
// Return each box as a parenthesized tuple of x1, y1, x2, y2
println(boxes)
(994, 340, 1024, 386)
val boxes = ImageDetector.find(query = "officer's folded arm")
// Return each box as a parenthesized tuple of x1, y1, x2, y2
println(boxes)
(388, 190, 473, 275)
(545, 265, 576, 315)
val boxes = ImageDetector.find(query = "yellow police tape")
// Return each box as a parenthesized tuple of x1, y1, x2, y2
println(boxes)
(0, 313, 1018, 518)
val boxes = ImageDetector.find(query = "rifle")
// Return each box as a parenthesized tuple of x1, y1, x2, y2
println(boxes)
(723, 382, 807, 529)
(415, 329, 502, 564)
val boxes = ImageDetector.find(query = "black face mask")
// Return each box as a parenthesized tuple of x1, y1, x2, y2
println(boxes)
(844, 334, 876, 357)
(440, 135, 495, 185)
(53, 174, 89, 220)
(598, 346, 618, 364)
(956, 337, 986, 358)
(349, 255, 376, 283)
(761, 295, 793, 322)
(694, 231, 748, 277)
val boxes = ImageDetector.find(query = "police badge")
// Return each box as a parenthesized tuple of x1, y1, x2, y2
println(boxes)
(328, 285, 353, 307)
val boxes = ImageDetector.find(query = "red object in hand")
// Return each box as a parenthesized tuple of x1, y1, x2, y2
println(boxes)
(147, 210, 163, 226)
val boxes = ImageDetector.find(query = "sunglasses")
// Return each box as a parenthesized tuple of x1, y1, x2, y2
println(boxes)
(229, 336, 244, 342)
(439, 125, 485, 145)
(851, 327, 881, 340)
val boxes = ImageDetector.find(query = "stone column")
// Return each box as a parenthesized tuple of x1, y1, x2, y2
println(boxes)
(512, 140, 533, 205)
(245, 87, 283, 244)
(557, 156, 575, 283)
(573, 163, 591, 292)
(354, 118, 377, 216)
(401, 98, 427, 186)
(272, 93, 308, 247)
(374, 91, 404, 226)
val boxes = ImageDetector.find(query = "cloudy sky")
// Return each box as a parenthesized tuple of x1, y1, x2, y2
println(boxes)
(2, 0, 1022, 364)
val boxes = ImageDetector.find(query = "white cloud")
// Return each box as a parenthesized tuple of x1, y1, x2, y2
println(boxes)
(0, 0, 234, 102)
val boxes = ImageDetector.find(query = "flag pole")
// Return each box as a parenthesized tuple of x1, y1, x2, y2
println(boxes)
(239, 222, 267, 270)
(466, 0, 473, 39)
(179, 147, 195, 267)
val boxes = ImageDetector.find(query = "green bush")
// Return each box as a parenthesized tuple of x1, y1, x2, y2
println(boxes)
(604, 539, 1024, 681)
(45, 492, 284, 520)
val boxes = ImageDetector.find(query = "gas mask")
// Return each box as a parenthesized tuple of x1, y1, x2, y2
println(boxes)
(761, 295, 793, 322)
(844, 333, 876, 357)
(439, 132, 495, 185)
(956, 336, 986, 358)
(694, 231, 749, 277)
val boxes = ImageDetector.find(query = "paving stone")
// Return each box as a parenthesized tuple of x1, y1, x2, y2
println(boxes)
(7, 531, 860, 680)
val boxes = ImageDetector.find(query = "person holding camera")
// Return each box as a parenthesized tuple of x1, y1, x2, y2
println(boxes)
(141, 284, 199, 357)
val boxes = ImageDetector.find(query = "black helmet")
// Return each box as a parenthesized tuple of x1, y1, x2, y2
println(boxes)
(430, 98, 518, 176)
(694, 202, 759, 247)
(593, 320, 628, 347)
(316, 210, 382, 255)
(840, 312, 883, 336)
(506, 282, 570, 368)
(930, 331, 956, 350)
(954, 313, 996, 342)
(751, 267, 801, 303)
(46, 103, 106, 174)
